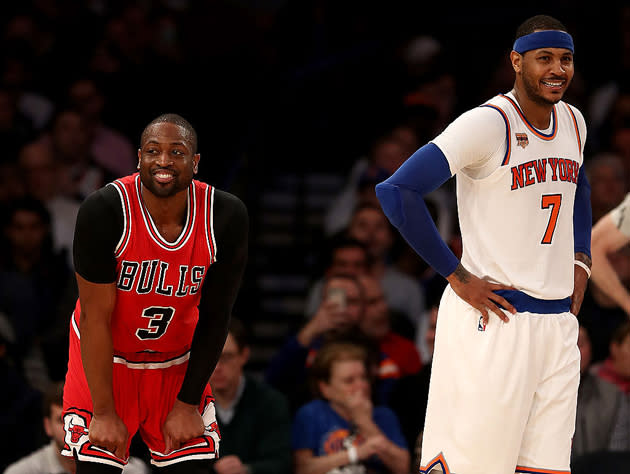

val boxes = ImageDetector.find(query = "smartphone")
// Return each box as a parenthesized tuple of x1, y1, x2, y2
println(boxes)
(326, 286, 347, 310)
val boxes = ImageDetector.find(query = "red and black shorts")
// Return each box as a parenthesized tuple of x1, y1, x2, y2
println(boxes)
(62, 318, 220, 469)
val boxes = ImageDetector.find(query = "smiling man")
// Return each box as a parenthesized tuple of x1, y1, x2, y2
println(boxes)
(376, 15, 592, 474)
(61, 114, 248, 474)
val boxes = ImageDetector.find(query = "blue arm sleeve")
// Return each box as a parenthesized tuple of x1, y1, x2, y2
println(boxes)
(573, 166, 592, 257)
(375, 143, 459, 277)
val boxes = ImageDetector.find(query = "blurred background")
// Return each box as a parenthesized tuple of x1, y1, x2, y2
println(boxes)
(2, 0, 630, 471)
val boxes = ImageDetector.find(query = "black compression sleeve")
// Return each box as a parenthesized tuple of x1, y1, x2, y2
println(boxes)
(177, 189, 249, 405)
(73, 185, 123, 283)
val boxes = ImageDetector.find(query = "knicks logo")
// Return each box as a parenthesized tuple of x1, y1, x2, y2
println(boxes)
(323, 429, 351, 454)
(515, 132, 529, 148)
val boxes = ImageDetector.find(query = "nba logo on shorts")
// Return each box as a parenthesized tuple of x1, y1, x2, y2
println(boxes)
(478, 316, 486, 332)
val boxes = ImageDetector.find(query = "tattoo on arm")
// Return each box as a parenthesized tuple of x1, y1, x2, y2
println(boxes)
(453, 264, 471, 284)
(575, 252, 592, 268)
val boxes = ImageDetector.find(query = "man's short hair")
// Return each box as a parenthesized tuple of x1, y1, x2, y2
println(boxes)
(515, 14, 568, 40)
(321, 233, 369, 270)
(228, 316, 250, 351)
(43, 381, 64, 418)
(141, 113, 198, 153)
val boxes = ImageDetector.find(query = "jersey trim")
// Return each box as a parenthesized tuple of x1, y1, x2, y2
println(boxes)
(204, 185, 217, 263)
(481, 104, 511, 165)
(516, 465, 570, 474)
(72, 312, 80, 339)
(495, 290, 571, 314)
(134, 175, 196, 251)
(420, 452, 452, 474)
(149, 437, 218, 467)
(110, 180, 133, 258)
(501, 94, 558, 140)
(112, 351, 190, 369)
(563, 103, 582, 155)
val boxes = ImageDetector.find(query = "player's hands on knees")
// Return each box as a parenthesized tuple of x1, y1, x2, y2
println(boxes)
(214, 455, 249, 474)
(162, 398, 205, 454)
(89, 411, 129, 460)
(447, 263, 516, 326)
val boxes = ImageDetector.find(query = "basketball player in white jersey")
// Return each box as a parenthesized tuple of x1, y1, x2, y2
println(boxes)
(376, 15, 591, 474)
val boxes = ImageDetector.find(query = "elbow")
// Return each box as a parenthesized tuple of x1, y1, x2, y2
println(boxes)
(375, 183, 405, 228)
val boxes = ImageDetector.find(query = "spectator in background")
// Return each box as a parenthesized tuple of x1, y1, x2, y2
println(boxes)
(605, 93, 630, 182)
(303, 235, 369, 319)
(4, 381, 149, 474)
(573, 324, 630, 459)
(594, 321, 630, 395)
(588, 190, 630, 361)
(0, 311, 44, 472)
(67, 77, 136, 178)
(585, 153, 627, 224)
(323, 129, 416, 238)
(210, 317, 292, 474)
(292, 340, 409, 474)
(39, 108, 114, 200)
(18, 141, 81, 267)
(0, 161, 25, 205)
(356, 274, 422, 383)
(267, 273, 366, 413)
(270, 271, 420, 413)
(0, 197, 74, 391)
(347, 203, 425, 335)
(0, 85, 36, 162)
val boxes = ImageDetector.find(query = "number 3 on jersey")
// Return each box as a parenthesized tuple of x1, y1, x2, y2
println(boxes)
(136, 306, 175, 340)
(541, 194, 562, 245)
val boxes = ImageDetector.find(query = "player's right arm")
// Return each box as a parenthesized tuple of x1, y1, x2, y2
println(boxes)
(375, 107, 516, 323)
(591, 194, 630, 316)
(73, 185, 128, 459)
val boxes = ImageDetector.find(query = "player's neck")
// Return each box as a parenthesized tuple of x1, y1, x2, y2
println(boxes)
(510, 87, 554, 130)
(141, 186, 188, 228)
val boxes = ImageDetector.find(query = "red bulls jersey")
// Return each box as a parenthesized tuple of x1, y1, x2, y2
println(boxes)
(72, 174, 216, 362)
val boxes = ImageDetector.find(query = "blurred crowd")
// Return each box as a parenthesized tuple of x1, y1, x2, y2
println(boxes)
(2, 1, 630, 473)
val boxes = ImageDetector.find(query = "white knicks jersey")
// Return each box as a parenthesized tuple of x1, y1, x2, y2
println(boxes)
(435, 93, 586, 300)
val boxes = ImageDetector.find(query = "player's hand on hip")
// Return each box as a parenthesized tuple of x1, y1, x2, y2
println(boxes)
(88, 411, 129, 460)
(447, 263, 516, 325)
(214, 455, 249, 474)
(162, 398, 205, 454)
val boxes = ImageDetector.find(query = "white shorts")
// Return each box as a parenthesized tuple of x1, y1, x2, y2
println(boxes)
(420, 285, 580, 474)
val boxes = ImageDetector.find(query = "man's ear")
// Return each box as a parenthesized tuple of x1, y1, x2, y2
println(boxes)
(510, 50, 522, 73)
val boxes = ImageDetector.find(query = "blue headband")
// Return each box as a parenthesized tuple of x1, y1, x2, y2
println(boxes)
(513, 30, 574, 54)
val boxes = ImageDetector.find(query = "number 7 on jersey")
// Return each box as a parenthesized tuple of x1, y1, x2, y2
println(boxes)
(541, 194, 562, 245)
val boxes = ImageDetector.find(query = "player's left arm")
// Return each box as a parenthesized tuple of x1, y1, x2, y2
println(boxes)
(571, 162, 592, 316)
(162, 190, 249, 452)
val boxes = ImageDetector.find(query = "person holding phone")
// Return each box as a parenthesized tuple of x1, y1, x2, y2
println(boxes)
(266, 274, 366, 413)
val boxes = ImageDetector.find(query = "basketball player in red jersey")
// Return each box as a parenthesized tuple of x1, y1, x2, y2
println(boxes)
(61, 114, 248, 473)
